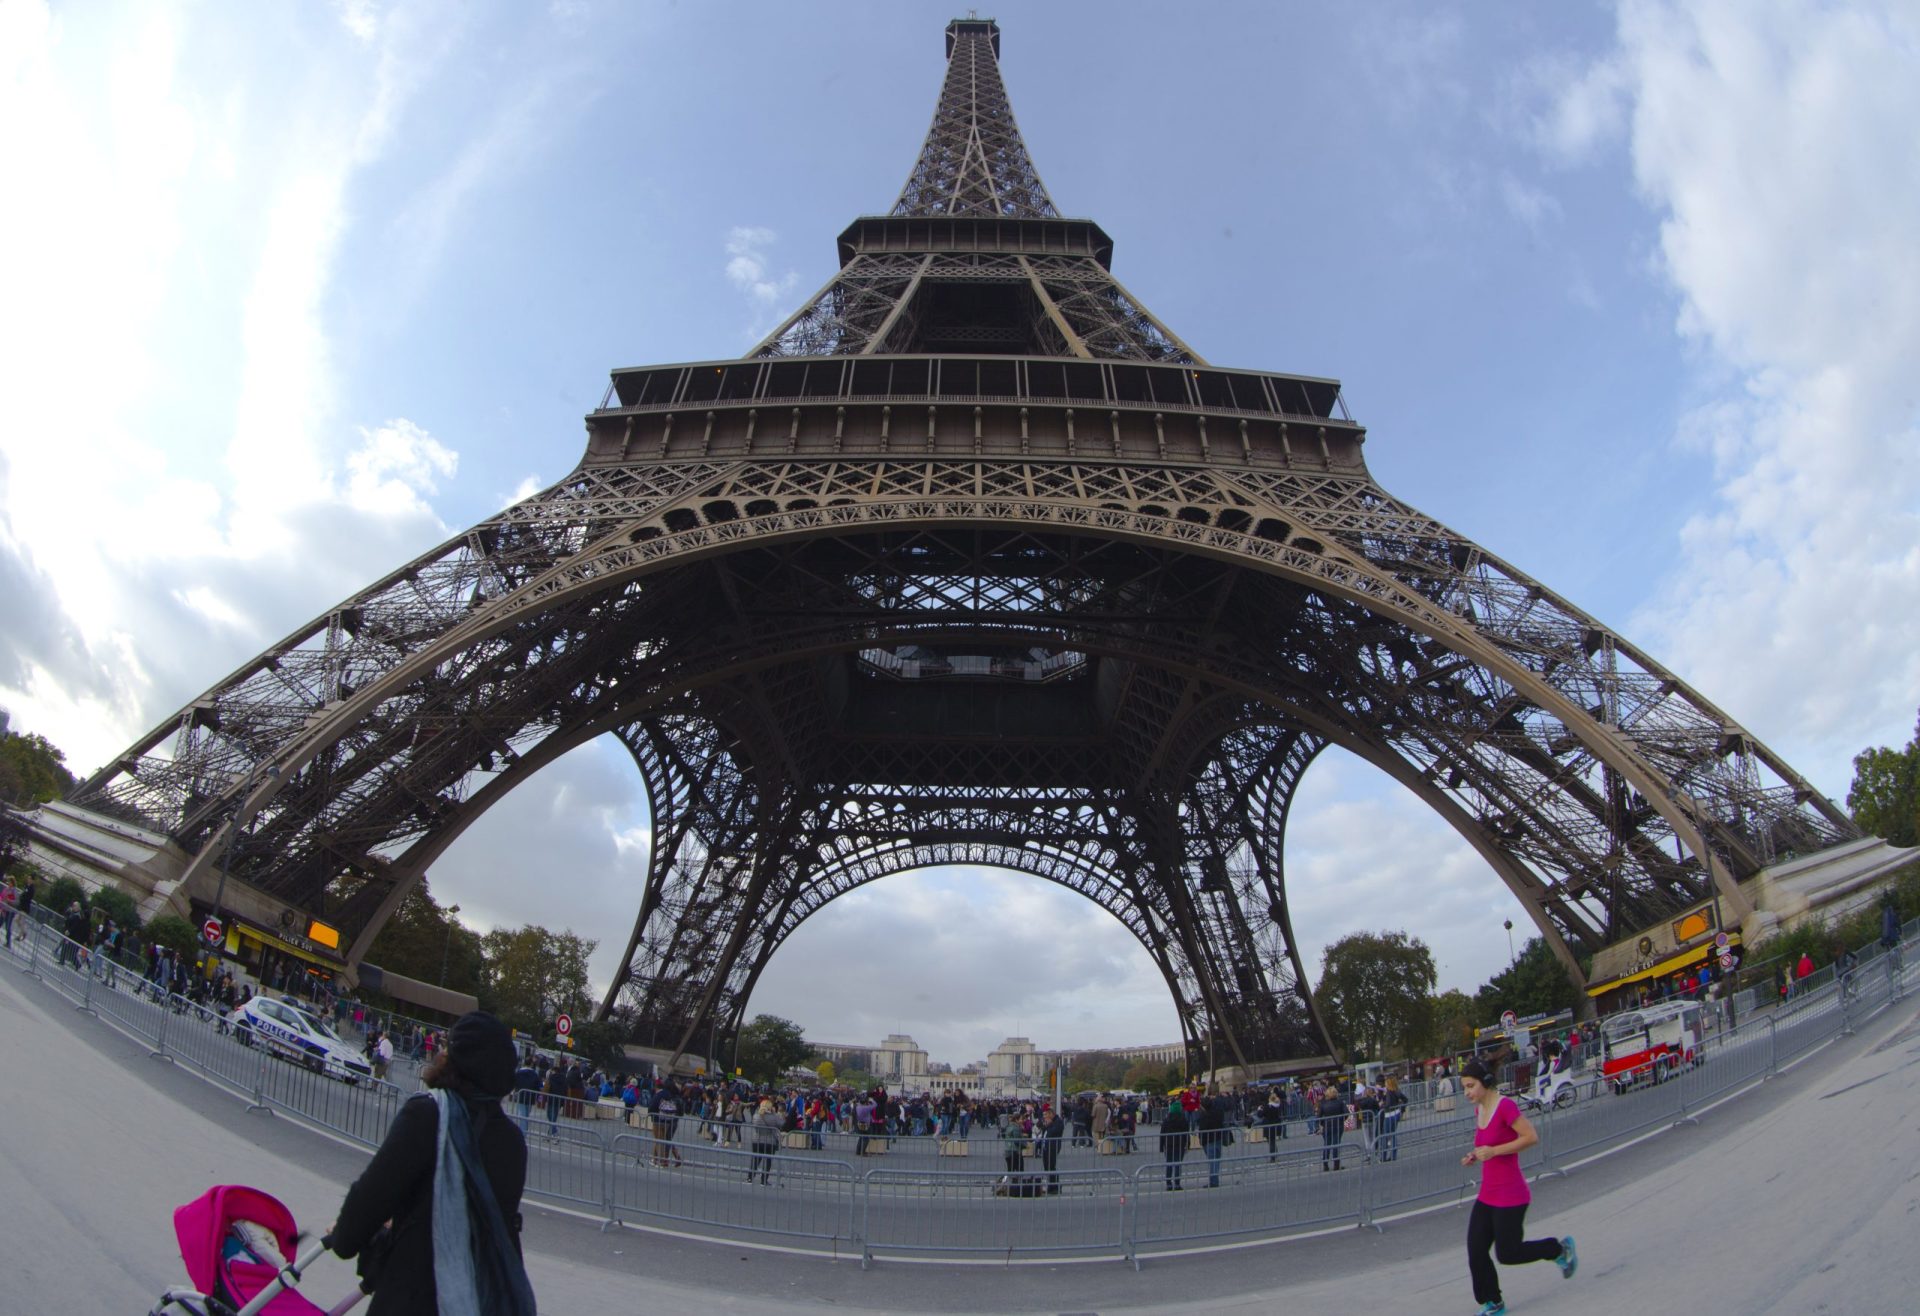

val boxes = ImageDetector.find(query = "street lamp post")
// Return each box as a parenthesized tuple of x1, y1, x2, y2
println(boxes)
(207, 763, 282, 957)
(1504, 918, 1515, 966)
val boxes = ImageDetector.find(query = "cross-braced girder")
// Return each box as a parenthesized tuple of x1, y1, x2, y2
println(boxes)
(53, 17, 1865, 1079)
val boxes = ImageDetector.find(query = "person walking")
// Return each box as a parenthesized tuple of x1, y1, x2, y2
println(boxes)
(329, 1011, 534, 1315)
(0, 876, 17, 949)
(651, 1082, 683, 1169)
(1158, 1099, 1190, 1190)
(1091, 1093, 1111, 1150)
(511, 1054, 537, 1125)
(1458, 1059, 1575, 1315)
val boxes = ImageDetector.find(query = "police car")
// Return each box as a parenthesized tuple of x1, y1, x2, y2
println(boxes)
(234, 996, 374, 1083)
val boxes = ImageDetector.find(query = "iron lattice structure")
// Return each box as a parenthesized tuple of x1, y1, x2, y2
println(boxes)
(73, 18, 1855, 1076)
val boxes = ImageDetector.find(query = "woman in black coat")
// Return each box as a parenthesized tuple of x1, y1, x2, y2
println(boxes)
(1316, 1084, 1350, 1171)
(331, 1011, 532, 1314)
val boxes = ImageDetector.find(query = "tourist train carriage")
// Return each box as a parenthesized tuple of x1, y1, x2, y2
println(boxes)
(1599, 1001, 1704, 1091)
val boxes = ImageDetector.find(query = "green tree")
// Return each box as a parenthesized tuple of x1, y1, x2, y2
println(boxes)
(478, 924, 596, 1036)
(1062, 1050, 1130, 1093)
(1474, 936, 1578, 1020)
(815, 1059, 837, 1084)
(1847, 713, 1920, 848)
(363, 877, 484, 995)
(40, 875, 91, 917)
(144, 913, 198, 957)
(733, 1013, 811, 1085)
(1424, 987, 1479, 1056)
(1122, 1059, 1183, 1093)
(1314, 930, 1438, 1062)
(566, 1017, 626, 1071)
(88, 884, 142, 931)
(0, 710, 77, 807)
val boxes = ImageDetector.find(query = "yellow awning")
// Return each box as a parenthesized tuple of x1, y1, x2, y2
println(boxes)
(1587, 938, 1735, 996)
(235, 923, 343, 972)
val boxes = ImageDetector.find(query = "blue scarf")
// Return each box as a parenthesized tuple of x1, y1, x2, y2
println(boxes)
(431, 1090, 538, 1315)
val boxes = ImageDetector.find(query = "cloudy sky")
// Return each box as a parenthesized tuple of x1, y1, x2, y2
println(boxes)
(3, 0, 1915, 1067)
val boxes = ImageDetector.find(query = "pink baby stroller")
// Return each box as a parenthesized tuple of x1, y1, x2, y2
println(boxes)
(150, 1185, 363, 1316)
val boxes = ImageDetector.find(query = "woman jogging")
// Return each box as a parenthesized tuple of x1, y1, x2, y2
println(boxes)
(1458, 1059, 1575, 1315)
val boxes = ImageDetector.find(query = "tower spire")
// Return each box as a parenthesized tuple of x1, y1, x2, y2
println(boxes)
(892, 17, 1058, 219)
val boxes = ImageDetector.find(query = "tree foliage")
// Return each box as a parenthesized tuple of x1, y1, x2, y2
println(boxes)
(734, 1013, 811, 1084)
(1474, 936, 1578, 1020)
(1847, 713, 1920, 848)
(1424, 987, 1479, 1055)
(88, 884, 142, 931)
(1122, 1059, 1184, 1093)
(815, 1060, 836, 1084)
(1062, 1050, 1130, 1093)
(144, 913, 198, 956)
(0, 710, 77, 807)
(1313, 930, 1438, 1062)
(363, 877, 484, 996)
(478, 924, 595, 1037)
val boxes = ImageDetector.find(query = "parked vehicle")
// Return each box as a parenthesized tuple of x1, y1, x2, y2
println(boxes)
(1599, 1001, 1703, 1092)
(233, 995, 373, 1083)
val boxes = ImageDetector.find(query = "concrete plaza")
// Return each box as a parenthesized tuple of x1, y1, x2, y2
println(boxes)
(2, 960, 1915, 1313)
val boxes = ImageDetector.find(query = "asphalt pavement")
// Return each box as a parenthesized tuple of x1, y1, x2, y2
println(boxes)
(2, 952, 1916, 1312)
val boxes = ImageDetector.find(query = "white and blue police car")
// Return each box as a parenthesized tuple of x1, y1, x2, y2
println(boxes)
(234, 996, 374, 1083)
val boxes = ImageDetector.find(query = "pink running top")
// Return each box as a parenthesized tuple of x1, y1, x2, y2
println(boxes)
(1474, 1096, 1531, 1207)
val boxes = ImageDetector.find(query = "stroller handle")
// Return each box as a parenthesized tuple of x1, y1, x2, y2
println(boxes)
(231, 1235, 362, 1316)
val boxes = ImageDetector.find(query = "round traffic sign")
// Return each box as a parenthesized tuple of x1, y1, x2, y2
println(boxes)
(1500, 1009, 1517, 1029)
(1718, 952, 1735, 969)
(1715, 932, 1730, 949)
(555, 1013, 573, 1038)
(201, 917, 224, 945)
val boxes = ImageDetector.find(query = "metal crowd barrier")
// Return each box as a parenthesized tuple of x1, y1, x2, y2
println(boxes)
(5, 908, 1916, 1266)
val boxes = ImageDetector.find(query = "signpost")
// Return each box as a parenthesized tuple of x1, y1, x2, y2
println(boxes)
(201, 917, 224, 946)
(555, 1013, 573, 1048)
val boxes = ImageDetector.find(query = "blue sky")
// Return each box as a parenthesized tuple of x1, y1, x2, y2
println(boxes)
(3, 1, 1916, 1066)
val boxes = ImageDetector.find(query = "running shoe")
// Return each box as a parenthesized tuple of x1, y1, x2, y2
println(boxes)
(1476, 1303, 1506, 1315)
(1558, 1235, 1578, 1279)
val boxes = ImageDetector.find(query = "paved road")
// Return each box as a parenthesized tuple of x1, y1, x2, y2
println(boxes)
(5, 947, 1918, 1312)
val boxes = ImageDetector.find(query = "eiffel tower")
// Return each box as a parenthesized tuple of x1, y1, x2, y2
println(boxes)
(50, 16, 1863, 1077)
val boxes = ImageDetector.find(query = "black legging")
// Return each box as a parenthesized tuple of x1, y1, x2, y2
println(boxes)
(1467, 1200, 1563, 1305)
(748, 1140, 775, 1183)
(1319, 1119, 1344, 1168)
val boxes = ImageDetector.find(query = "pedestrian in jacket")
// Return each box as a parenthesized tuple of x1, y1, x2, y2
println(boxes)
(1317, 1085, 1349, 1170)
(330, 1011, 532, 1315)
(1039, 1107, 1066, 1194)
(1196, 1096, 1228, 1187)
(1159, 1102, 1190, 1190)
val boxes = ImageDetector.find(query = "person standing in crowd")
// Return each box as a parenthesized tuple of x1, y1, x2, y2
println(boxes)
(651, 1081, 683, 1169)
(59, 901, 87, 967)
(1458, 1059, 1575, 1315)
(1259, 1088, 1286, 1159)
(1195, 1094, 1227, 1188)
(1091, 1093, 1111, 1150)
(1316, 1080, 1349, 1171)
(1001, 1105, 1027, 1175)
(512, 1055, 538, 1125)
(0, 876, 18, 948)
(1159, 1097, 1190, 1190)
(542, 1059, 567, 1137)
(749, 1097, 784, 1185)
(372, 1031, 395, 1082)
(1377, 1076, 1408, 1161)
(330, 1011, 534, 1315)
(1038, 1104, 1065, 1194)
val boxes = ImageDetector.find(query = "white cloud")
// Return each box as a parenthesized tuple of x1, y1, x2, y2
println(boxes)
(345, 419, 459, 517)
(0, 1, 469, 771)
(1522, 53, 1630, 162)
(723, 225, 800, 337)
(1578, 0, 1920, 791)
(1499, 173, 1563, 232)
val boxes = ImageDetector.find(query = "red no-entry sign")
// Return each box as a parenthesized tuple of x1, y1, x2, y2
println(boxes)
(202, 917, 224, 945)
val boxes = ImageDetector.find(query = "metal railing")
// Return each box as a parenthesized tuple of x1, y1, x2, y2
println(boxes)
(5, 907, 1914, 1266)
